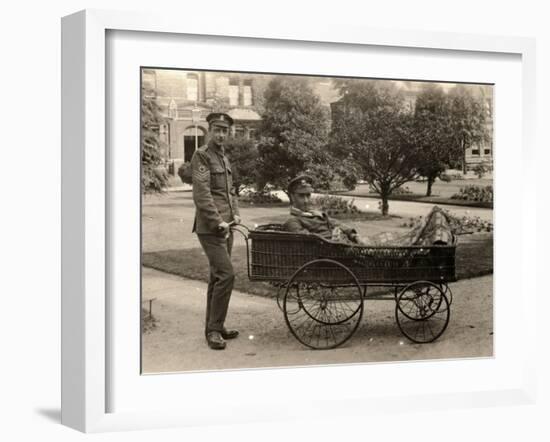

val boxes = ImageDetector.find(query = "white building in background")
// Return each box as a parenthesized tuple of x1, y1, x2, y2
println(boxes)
(329, 79, 493, 172)
(398, 81, 493, 171)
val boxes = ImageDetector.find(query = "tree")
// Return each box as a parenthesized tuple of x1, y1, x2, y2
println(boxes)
(256, 76, 331, 193)
(224, 136, 260, 195)
(177, 162, 193, 185)
(448, 85, 491, 174)
(413, 84, 459, 196)
(141, 88, 169, 194)
(178, 137, 260, 196)
(330, 80, 419, 216)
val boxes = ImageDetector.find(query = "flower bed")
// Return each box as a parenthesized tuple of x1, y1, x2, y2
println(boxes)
(451, 185, 493, 203)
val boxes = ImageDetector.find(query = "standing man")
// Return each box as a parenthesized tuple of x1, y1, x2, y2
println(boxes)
(191, 112, 241, 350)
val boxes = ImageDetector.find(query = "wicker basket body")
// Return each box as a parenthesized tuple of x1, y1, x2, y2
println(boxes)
(249, 229, 456, 284)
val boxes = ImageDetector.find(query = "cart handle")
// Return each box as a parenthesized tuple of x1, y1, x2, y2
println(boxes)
(230, 222, 251, 240)
(229, 222, 252, 279)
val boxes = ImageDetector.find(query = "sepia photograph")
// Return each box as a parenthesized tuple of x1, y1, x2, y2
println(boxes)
(140, 68, 494, 374)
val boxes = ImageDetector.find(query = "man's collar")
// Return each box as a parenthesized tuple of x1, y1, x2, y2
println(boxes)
(290, 206, 324, 218)
(208, 139, 224, 155)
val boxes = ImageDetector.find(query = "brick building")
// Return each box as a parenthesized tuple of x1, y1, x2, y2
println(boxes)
(142, 69, 263, 173)
(142, 70, 493, 177)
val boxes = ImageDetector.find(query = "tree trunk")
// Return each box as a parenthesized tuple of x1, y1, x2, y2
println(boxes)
(380, 195, 389, 216)
(255, 178, 267, 193)
(426, 177, 434, 197)
(462, 140, 467, 174)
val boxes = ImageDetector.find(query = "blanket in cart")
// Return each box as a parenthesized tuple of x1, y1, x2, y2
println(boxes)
(330, 206, 455, 247)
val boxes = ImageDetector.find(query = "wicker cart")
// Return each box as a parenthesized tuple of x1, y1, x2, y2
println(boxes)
(232, 223, 456, 350)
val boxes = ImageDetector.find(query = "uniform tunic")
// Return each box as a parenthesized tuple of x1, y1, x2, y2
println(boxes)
(191, 140, 239, 234)
(283, 207, 358, 242)
(191, 140, 240, 334)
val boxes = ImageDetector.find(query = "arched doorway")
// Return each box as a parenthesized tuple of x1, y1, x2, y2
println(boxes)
(183, 126, 206, 162)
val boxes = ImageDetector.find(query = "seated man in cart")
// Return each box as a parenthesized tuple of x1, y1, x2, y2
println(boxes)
(283, 175, 455, 247)
(283, 175, 361, 243)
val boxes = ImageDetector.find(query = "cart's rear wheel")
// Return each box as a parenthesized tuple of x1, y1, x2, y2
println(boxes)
(283, 259, 363, 350)
(395, 281, 450, 343)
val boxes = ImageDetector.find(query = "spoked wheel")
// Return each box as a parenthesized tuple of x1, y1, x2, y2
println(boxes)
(395, 281, 450, 344)
(283, 259, 364, 350)
(275, 283, 288, 313)
(440, 283, 453, 308)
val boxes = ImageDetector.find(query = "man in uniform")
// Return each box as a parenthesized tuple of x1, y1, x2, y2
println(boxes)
(191, 112, 241, 350)
(283, 175, 360, 243)
(283, 175, 454, 246)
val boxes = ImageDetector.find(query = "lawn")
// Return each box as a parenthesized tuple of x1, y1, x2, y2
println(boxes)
(142, 234, 493, 299)
(141, 191, 493, 298)
(335, 178, 493, 208)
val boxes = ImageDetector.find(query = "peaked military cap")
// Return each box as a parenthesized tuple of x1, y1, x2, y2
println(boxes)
(206, 112, 234, 128)
(288, 175, 314, 194)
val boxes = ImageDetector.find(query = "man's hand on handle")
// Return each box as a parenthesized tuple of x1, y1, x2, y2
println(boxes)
(218, 217, 241, 239)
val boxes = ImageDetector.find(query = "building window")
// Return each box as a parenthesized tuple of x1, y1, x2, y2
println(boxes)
(234, 126, 245, 138)
(243, 80, 253, 106)
(472, 149, 480, 155)
(484, 149, 491, 155)
(248, 129, 257, 139)
(229, 86, 239, 106)
(229, 78, 239, 106)
(187, 73, 198, 102)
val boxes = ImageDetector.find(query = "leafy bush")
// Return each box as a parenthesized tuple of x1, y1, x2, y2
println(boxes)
(312, 194, 360, 215)
(177, 162, 193, 185)
(451, 185, 493, 203)
(225, 137, 260, 195)
(141, 89, 169, 194)
(393, 186, 412, 195)
(142, 166, 169, 194)
(239, 190, 282, 205)
(444, 209, 493, 233)
(401, 209, 493, 233)
(446, 213, 493, 233)
(473, 163, 489, 179)
(440, 172, 464, 182)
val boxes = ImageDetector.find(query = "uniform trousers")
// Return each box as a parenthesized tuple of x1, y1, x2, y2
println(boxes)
(197, 232, 235, 335)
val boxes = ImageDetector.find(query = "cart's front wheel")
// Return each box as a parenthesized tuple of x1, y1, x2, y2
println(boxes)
(275, 283, 288, 313)
(395, 281, 450, 343)
(283, 259, 363, 350)
(441, 283, 453, 307)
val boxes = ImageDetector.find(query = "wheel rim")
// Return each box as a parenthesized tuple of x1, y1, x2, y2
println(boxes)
(275, 284, 287, 313)
(283, 259, 364, 350)
(395, 281, 450, 344)
(397, 282, 442, 321)
(440, 283, 453, 308)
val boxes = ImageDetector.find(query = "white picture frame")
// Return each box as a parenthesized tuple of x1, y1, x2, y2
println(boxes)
(61, 9, 537, 433)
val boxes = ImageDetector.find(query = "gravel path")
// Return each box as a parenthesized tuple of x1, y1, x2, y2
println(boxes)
(142, 267, 493, 374)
